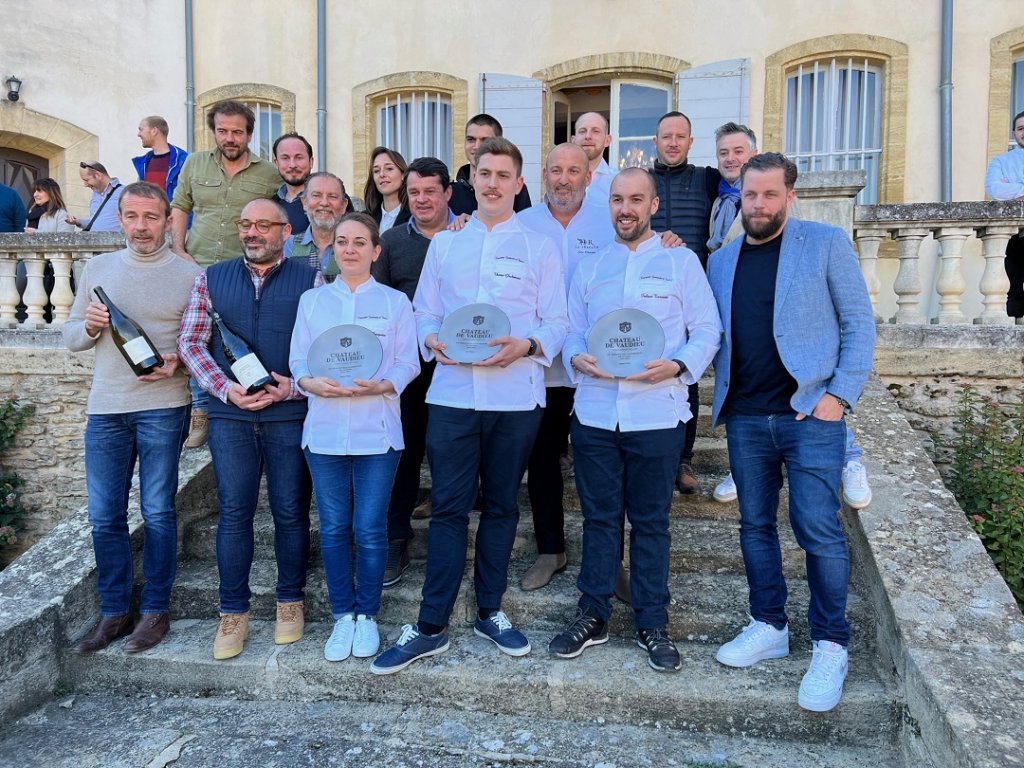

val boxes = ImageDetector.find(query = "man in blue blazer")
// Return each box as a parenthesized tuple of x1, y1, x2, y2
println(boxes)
(706, 153, 875, 713)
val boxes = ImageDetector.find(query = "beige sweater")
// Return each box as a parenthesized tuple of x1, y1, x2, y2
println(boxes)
(64, 243, 202, 415)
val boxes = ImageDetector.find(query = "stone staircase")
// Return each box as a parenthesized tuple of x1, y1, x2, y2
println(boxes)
(55, 400, 906, 766)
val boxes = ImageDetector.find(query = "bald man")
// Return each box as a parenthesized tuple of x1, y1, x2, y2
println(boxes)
(573, 112, 616, 208)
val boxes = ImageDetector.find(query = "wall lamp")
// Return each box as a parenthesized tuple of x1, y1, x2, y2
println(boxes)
(6, 76, 22, 102)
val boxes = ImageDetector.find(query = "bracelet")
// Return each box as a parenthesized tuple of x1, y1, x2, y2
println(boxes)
(569, 353, 582, 371)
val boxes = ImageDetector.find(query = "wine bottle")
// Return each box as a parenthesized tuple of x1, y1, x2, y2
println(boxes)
(93, 285, 165, 377)
(206, 308, 273, 395)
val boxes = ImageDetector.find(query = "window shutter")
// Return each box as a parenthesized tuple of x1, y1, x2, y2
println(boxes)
(676, 59, 751, 167)
(480, 73, 545, 203)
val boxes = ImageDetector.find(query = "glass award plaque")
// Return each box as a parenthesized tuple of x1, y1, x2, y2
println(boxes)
(307, 324, 383, 386)
(437, 303, 512, 363)
(586, 308, 665, 377)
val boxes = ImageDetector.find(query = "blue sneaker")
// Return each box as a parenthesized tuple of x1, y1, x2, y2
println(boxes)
(474, 611, 531, 656)
(369, 624, 449, 675)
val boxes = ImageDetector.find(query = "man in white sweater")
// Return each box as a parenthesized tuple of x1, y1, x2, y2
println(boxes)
(63, 181, 201, 654)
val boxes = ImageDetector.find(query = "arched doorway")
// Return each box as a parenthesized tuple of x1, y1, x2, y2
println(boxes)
(0, 147, 48, 208)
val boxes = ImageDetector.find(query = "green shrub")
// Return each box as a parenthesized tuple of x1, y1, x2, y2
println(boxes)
(0, 399, 34, 548)
(947, 385, 1024, 609)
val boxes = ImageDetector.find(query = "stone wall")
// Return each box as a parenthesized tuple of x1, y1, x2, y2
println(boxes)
(874, 325, 1024, 470)
(0, 331, 92, 559)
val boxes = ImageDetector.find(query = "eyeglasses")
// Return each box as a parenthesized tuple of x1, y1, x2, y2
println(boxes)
(235, 219, 287, 234)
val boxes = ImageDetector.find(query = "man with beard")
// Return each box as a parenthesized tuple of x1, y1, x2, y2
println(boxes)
(372, 157, 455, 587)
(64, 182, 201, 654)
(178, 197, 321, 660)
(548, 168, 720, 673)
(285, 172, 349, 278)
(273, 133, 315, 234)
(572, 112, 616, 209)
(708, 153, 874, 712)
(170, 100, 281, 448)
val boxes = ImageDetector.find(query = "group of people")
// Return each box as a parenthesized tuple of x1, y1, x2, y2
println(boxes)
(65, 98, 875, 714)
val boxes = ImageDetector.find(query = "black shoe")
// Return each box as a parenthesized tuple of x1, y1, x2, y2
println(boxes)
(383, 540, 410, 588)
(636, 627, 681, 672)
(548, 610, 608, 658)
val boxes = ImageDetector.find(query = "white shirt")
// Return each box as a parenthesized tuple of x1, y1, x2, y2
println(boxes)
(985, 146, 1024, 200)
(518, 200, 615, 386)
(564, 235, 722, 432)
(289, 277, 420, 455)
(379, 205, 401, 233)
(584, 159, 617, 208)
(413, 213, 568, 411)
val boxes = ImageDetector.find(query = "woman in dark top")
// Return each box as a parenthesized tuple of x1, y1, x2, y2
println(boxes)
(362, 146, 410, 233)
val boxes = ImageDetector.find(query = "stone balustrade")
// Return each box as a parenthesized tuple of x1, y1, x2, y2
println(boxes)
(854, 201, 1024, 325)
(0, 233, 125, 329)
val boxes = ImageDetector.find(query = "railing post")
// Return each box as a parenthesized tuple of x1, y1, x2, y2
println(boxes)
(0, 254, 20, 328)
(975, 226, 1018, 325)
(853, 228, 887, 321)
(891, 228, 929, 324)
(21, 254, 48, 328)
(932, 227, 972, 324)
(49, 252, 75, 326)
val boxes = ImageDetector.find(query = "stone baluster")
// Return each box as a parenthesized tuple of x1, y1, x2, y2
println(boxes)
(931, 227, 973, 324)
(891, 228, 930, 324)
(50, 251, 75, 326)
(0, 253, 20, 327)
(975, 225, 1018, 325)
(853, 227, 888, 321)
(21, 254, 49, 328)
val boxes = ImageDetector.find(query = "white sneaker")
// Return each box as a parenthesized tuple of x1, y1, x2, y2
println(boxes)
(713, 472, 738, 503)
(352, 615, 380, 658)
(715, 617, 789, 667)
(841, 461, 872, 509)
(325, 614, 355, 662)
(798, 640, 849, 712)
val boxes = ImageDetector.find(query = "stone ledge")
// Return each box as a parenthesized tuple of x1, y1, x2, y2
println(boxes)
(856, 200, 1024, 224)
(850, 377, 1023, 768)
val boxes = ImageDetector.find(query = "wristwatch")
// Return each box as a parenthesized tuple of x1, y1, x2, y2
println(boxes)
(672, 359, 687, 377)
(526, 338, 538, 357)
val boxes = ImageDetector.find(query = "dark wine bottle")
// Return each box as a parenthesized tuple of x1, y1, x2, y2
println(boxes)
(206, 308, 273, 394)
(93, 285, 165, 377)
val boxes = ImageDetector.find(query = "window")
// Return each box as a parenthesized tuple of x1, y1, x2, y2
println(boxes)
(376, 91, 452, 168)
(244, 100, 282, 161)
(1013, 57, 1024, 144)
(784, 58, 883, 204)
(610, 81, 672, 170)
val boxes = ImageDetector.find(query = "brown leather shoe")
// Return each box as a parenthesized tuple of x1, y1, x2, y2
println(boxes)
(124, 613, 170, 653)
(73, 614, 134, 654)
(675, 462, 701, 494)
(411, 497, 432, 519)
(520, 553, 568, 591)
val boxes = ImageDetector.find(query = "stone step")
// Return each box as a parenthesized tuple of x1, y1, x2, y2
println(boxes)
(181, 508, 804, 577)
(63, 618, 897, 750)
(0, 691, 903, 768)
(167, 560, 873, 650)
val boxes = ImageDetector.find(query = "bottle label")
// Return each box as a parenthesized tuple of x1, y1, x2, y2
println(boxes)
(123, 336, 157, 366)
(231, 353, 269, 389)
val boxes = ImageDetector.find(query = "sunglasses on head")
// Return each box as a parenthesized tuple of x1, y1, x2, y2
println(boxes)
(79, 162, 100, 172)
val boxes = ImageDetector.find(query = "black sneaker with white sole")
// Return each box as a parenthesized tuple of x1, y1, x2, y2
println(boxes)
(637, 627, 681, 672)
(383, 540, 410, 588)
(548, 610, 608, 658)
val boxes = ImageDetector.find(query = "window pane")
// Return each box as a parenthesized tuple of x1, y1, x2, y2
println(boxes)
(616, 138, 657, 169)
(1013, 59, 1024, 143)
(617, 83, 670, 137)
(375, 92, 452, 168)
(243, 100, 281, 161)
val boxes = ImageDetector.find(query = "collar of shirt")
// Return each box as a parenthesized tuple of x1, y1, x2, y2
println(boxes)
(277, 182, 305, 203)
(611, 232, 661, 258)
(245, 256, 284, 282)
(592, 159, 613, 178)
(468, 211, 520, 234)
(329, 274, 378, 296)
(212, 148, 258, 173)
(409, 210, 456, 238)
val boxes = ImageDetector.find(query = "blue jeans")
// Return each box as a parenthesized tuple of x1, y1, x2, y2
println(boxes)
(418, 405, 543, 627)
(305, 448, 401, 617)
(572, 417, 683, 629)
(189, 376, 209, 412)
(208, 418, 311, 614)
(84, 406, 190, 616)
(844, 425, 863, 463)
(726, 413, 850, 646)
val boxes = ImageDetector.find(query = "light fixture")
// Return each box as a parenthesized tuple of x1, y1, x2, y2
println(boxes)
(6, 76, 22, 102)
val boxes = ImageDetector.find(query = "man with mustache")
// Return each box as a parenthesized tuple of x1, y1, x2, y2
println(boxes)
(708, 153, 875, 712)
(285, 171, 349, 279)
(169, 100, 281, 448)
(549, 168, 720, 673)
(273, 132, 315, 234)
(178, 197, 321, 661)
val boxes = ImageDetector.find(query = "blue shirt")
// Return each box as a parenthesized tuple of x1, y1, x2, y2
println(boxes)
(83, 179, 125, 233)
(0, 184, 26, 233)
(985, 146, 1024, 200)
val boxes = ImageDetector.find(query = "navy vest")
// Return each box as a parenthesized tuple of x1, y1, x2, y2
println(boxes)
(650, 163, 712, 263)
(206, 257, 317, 422)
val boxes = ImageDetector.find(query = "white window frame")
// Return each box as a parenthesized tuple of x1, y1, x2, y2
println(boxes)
(784, 58, 883, 204)
(1012, 57, 1024, 148)
(376, 91, 453, 168)
(609, 79, 671, 170)
(244, 100, 282, 161)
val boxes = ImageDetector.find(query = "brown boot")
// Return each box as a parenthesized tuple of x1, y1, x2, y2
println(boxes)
(675, 462, 701, 494)
(411, 497, 432, 519)
(275, 601, 304, 645)
(73, 614, 134, 654)
(614, 563, 631, 605)
(520, 553, 568, 591)
(183, 410, 209, 449)
(213, 612, 249, 660)
(124, 613, 170, 653)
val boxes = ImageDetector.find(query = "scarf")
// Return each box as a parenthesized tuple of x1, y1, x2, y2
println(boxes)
(707, 178, 741, 252)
